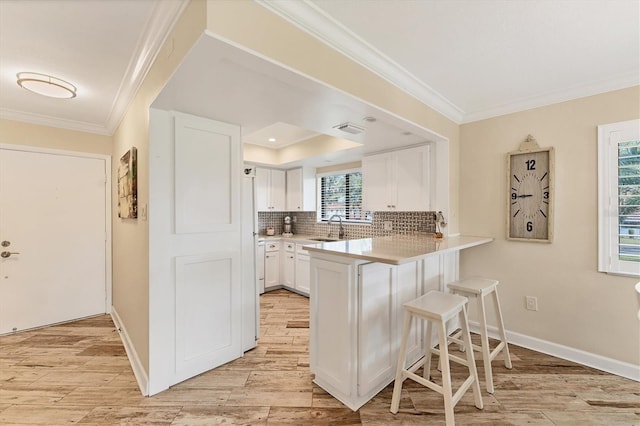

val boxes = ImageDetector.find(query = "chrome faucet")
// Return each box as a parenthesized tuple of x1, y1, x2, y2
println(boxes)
(328, 214, 345, 239)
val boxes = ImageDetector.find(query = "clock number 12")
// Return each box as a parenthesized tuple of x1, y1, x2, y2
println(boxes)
(526, 159, 536, 170)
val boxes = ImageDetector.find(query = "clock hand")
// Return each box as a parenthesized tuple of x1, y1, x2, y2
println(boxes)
(517, 194, 533, 198)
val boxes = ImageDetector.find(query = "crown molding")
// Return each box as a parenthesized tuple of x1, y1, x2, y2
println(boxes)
(462, 71, 640, 123)
(259, 1, 640, 126)
(105, 0, 189, 134)
(258, 0, 465, 124)
(0, 108, 110, 135)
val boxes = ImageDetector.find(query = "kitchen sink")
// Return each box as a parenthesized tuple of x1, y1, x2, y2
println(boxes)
(309, 237, 341, 242)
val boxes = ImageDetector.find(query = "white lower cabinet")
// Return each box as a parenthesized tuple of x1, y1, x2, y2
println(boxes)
(283, 252, 295, 288)
(264, 242, 280, 290)
(295, 244, 310, 295)
(262, 239, 312, 296)
(310, 252, 456, 411)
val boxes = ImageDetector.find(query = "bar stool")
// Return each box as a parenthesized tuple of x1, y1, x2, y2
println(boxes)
(447, 277, 512, 394)
(390, 290, 483, 426)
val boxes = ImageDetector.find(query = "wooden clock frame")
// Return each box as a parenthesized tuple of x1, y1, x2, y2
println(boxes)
(506, 135, 554, 243)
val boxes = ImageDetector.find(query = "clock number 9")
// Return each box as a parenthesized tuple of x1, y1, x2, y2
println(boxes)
(511, 192, 516, 200)
(526, 221, 533, 232)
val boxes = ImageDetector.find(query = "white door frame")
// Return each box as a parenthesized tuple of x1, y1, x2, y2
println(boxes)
(0, 143, 112, 312)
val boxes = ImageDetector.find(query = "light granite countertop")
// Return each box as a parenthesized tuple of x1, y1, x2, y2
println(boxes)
(303, 234, 493, 265)
(259, 234, 334, 243)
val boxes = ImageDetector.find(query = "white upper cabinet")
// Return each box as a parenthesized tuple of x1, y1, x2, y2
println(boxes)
(256, 167, 286, 211)
(286, 167, 316, 211)
(362, 145, 431, 212)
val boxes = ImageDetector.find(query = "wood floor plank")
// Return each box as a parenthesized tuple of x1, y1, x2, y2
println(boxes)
(78, 406, 181, 425)
(226, 389, 312, 407)
(171, 406, 269, 425)
(266, 406, 361, 425)
(0, 404, 92, 424)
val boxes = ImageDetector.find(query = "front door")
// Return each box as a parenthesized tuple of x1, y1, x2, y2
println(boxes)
(0, 147, 108, 334)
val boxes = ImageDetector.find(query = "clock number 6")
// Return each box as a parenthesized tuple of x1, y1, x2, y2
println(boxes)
(526, 221, 533, 232)
(526, 159, 536, 170)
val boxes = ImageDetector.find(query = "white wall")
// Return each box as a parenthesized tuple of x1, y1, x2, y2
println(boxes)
(459, 86, 640, 370)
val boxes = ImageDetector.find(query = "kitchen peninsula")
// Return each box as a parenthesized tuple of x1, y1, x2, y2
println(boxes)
(305, 234, 492, 411)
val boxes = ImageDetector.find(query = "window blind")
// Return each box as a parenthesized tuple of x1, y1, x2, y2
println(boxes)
(618, 139, 640, 263)
(319, 171, 367, 222)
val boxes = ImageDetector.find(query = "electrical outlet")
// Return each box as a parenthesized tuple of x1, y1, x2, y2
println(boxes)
(525, 296, 538, 311)
(383, 221, 393, 231)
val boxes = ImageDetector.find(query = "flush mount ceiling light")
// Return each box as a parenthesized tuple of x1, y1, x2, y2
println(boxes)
(16, 72, 77, 99)
(333, 122, 365, 134)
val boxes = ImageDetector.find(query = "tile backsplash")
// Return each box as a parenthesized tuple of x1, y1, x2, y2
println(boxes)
(258, 211, 436, 239)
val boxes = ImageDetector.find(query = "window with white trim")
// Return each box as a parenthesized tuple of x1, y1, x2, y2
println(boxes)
(317, 169, 370, 223)
(598, 119, 640, 276)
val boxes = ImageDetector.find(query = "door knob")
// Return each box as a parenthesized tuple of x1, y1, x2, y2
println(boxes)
(1, 241, 10, 247)
(0, 251, 19, 258)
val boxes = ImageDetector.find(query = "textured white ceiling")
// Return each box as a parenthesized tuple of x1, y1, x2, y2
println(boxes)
(0, 0, 637, 138)
(264, 0, 640, 122)
(0, 0, 185, 134)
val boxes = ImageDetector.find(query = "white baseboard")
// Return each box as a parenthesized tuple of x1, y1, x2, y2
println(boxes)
(110, 307, 149, 396)
(469, 321, 640, 382)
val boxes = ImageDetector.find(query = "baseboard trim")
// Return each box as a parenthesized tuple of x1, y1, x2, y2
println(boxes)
(469, 321, 639, 382)
(111, 307, 149, 396)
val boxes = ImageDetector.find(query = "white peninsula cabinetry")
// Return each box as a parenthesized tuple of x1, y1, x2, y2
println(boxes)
(256, 168, 286, 211)
(306, 235, 492, 411)
(362, 145, 431, 212)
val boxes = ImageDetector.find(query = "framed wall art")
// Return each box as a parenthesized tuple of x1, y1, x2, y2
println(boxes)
(118, 147, 137, 219)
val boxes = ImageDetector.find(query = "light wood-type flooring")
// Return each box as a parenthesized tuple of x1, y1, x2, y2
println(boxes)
(0, 289, 638, 425)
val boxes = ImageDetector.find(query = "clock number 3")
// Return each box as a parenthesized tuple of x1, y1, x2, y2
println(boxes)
(526, 159, 536, 170)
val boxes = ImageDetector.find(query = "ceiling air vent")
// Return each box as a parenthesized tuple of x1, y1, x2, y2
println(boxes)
(333, 122, 365, 134)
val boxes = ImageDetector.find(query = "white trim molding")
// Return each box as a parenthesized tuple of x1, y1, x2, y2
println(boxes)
(0, 108, 110, 135)
(111, 307, 149, 396)
(105, 0, 188, 134)
(470, 321, 640, 382)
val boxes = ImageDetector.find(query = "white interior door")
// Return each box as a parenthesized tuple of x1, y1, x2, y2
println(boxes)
(148, 110, 245, 393)
(0, 147, 107, 334)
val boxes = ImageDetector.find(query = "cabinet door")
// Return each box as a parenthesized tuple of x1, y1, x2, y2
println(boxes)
(362, 152, 393, 211)
(283, 252, 295, 288)
(358, 262, 396, 397)
(396, 262, 422, 366)
(270, 169, 286, 211)
(295, 255, 310, 295)
(264, 251, 280, 288)
(255, 168, 270, 211)
(395, 145, 430, 211)
(286, 168, 302, 211)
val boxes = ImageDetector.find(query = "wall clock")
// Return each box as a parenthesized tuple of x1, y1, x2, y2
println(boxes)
(507, 135, 554, 242)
